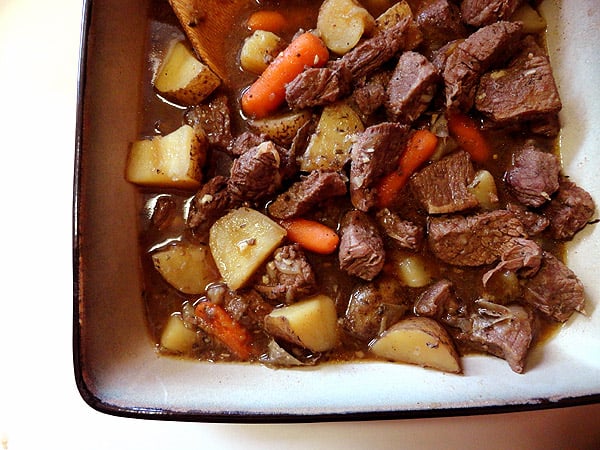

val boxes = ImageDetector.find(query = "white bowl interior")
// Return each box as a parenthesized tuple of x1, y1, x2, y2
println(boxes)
(75, 0, 600, 419)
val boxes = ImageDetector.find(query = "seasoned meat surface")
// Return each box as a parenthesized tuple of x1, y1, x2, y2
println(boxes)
(460, 0, 524, 27)
(543, 178, 595, 240)
(285, 65, 353, 109)
(339, 210, 385, 280)
(185, 94, 232, 150)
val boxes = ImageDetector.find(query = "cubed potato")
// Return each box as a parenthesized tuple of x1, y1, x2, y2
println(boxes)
(375, 0, 422, 50)
(126, 124, 207, 190)
(370, 316, 461, 373)
(468, 169, 499, 210)
(240, 30, 285, 74)
(209, 207, 287, 290)
(299, 102, 364, 172)
(248, 110, 312, 147)
(152, 242, 220, 294)
(389, 251, 432, 288)
(317, 0, 376, 55)
(154, 40, 221, 106)
(160, 314, 197, 354)
(264, 295, 339, 352)
(511, 3, 547, 34)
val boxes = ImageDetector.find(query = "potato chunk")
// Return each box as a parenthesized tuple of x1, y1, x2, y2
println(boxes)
(126, 124, 207, 190)
(264, 295, 339, 352)
(154, 41, 221, 106)
(152, 242, 220, 294)
(160, 314, 197, 354)
(249, 110, 312, 147)
(209, 207, 287, 290)
(299, 102, 364, 172)
(370, 317, 461, 373)
(317, 0, 375, 55)
(240, 30, 285, 74)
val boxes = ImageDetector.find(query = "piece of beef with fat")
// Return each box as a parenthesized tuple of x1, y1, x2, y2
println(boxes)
(428, 209, 527, 266)
(543, 178, 595, 241)
(339, 210, 385, 281)
(460, 0, 524, 27)
(285, 64, 353, 110)
(414, 0, 467, 54)
(187, 176, 237, 241)
(185, 94, 232, 150)
(376, 208, 424, 251)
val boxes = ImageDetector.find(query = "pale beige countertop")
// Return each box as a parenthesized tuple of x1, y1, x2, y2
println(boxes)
(0, 1, 598, 449)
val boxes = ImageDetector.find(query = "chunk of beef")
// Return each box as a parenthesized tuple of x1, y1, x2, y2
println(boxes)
(385, 51, 439, 124)
(521, 251, 586, 322)
(506, 202, 549, 236)
(229, 132, 297, 179)
(475, 36, 562, 125)
(454, 301, 535, 374)
(268, 170, 347, 220)
(338, 17, 411, 80)
(228, 131, 264, 157)
(343, 277, 407, 341)
(414, 279, 461, 320)
(410, 150, 478, 214)
(228, 141, 282, 203)
(414, 0, 466, 53)
(428, 209, 527, 266)
(543, 178, 595, 240)
(482, 238, 542, 286)
(187, 176, 236, 240)
(351, 71, 392, 118)
(460, 0, 524, 27)
(184, 94, 232, 150)
(443, 21, 522, 110)
(285, 64, 352, 109)
(505, 144, 561, 208)
(376, 208, 423, 251)
(339, 210, 385, 280)
(206, 284, 273, 326)
(349, 122, 410, 211)
(254, 244, 317, 304)
(150, 195, 176, 230)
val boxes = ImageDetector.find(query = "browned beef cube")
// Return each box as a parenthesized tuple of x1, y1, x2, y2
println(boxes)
(254, 244, 317, 304)
(350, 122, 410, 211)
(285, 65, 352, 110)
(187, 176, 237, 241)
(410, 150, 478, 214)
(351, 71, 392, 118)
(268, 171, 347, 220)
(414, 279, 459, 320)
(460, 0, 524, 27)
(385, 51, 439, 124)
(414, 0, 466, 53)
(482, 237, 542, 286)
(505, 144, 561, 208)
(506, 203, 549, 236)
(376, 208, 423, 251)
(543, 178, 595, 240)
(521, 252, 586, 322)
(339, 210, 385, 280)
(443, 21, 522, 110)
(475, 37, 562, 124)
(428, 209, 527, 266)
(185, 94, 232, 150)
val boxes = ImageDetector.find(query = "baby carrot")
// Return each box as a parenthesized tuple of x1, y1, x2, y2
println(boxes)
(247, 10, 288, 33)
(377, 129, 439, 208)
(194, 301, 253, 360)
(281, 218, 340, 255)
(447, 111, 491, 163)
(241, 32, 329, 118)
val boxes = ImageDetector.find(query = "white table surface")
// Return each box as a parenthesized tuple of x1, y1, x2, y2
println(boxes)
(0, 1, 598, 449)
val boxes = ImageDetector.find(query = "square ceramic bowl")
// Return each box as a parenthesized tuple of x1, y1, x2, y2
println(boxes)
(73, 0, 600, 422)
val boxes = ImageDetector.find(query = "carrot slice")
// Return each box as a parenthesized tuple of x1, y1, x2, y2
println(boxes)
(447, 111, 491, 163)
(377, 129, 439, 208)
(247, 10, 288, 33)
(241, 32, 329, 118)
(281, 218, 340, 255)
(194, 301, 253, 360)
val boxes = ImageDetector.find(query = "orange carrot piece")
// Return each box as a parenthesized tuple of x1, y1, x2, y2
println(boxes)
(447, 112, 491, 163)
(281, 218, 340, 255)
(377, 129, 439, 208)
(247, 10, 288, 33)
(194, 301, 253, 360)
(241, 32, 329, 118)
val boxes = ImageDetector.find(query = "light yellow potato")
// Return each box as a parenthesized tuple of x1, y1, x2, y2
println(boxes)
(160, 314, 197, 354)
(317, 0, 376, 55)
(468, 169, 499, 210)
(240, 30, 285, 74)
(389, 251, 432, 288)
(375, 0, 422, 50)
(154, 40, 221, 106)
(264, 295, 339, 353)
(126, 124, 207, 190)
(370, 317, 461, 373)
(248, 110, 312, 147)
(152, 242, 220, 294)
(511, 3, 546, 34)
(299, 102, 364, 171)
(209, 207, 286, 290)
